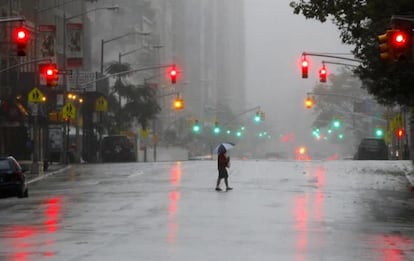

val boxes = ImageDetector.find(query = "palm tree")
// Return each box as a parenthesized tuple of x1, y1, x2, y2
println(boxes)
(105, 61, 160, 133)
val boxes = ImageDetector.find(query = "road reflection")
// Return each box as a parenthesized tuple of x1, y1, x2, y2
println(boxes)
(370, 234, 413, 261)
(167, 162, 182, 244)
(294, 165, 326, 261)
(2, 196, 62, 261)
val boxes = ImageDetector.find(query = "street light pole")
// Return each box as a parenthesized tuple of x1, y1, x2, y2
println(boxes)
(62, 5, 119, 164)
(100, 31, 150, 74)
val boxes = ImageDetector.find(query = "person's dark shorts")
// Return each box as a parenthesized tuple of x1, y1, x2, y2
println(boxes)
(218, 168, 228, 179)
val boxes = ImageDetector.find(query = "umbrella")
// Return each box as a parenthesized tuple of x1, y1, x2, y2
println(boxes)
(213, 142, 235, 154)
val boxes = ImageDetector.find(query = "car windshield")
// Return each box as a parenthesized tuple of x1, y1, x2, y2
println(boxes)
(361, 139, 384, 148)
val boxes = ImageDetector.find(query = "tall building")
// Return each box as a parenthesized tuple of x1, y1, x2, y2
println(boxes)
(160, 0, 246, 130)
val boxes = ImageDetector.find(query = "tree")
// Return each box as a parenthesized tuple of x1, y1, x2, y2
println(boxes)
(289, 1, 414, 107)
(310, 69, 387, 149)
(105, 61, 160, 133)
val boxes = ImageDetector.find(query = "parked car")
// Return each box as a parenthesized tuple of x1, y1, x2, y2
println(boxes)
(354, 138, 389, 160)
(100, 135, 136, 163)
(0, 156, 28, 198)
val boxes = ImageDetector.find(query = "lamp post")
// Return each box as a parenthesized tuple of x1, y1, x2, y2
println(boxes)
(100, 31, 150, 74)
(62, 5, 119, 164)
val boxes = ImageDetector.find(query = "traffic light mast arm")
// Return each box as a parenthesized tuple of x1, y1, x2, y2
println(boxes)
(222, 106, 261, 126)
(79, 64, 175, 90)
(303, 52, 362, 63)
(0, 57, 52, 73)
(391, 15, 414, 23)
(0, 16, 25, 23)
(306, 91, 365, 101)
(321, 60, 359, 68)
(156, 91, 179, 98)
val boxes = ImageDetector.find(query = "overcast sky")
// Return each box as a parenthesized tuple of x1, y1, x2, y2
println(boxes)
(245, 0, 353, 144)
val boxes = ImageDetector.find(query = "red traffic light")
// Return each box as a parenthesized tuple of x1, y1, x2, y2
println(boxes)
(319, 65, 327, 83)
(13, 27, 29, 56)
(42, 64, 59, 87)
(392, 31, 408, 47)
(301, 57, 308, 79)
(13, 27, 29, 43)
(168, 65, 179, 84)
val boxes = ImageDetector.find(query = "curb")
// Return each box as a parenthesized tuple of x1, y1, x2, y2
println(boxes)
(27, 165, 72, 184)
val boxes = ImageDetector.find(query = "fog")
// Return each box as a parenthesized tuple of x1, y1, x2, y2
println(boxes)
(245, 0, 352, 147)
(87, 0, 354, 159)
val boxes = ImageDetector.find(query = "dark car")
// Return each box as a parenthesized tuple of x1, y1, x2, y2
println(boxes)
(0, 156, 28, 198)
(354, 138, 388, 160)
(100, 135, 136, 163)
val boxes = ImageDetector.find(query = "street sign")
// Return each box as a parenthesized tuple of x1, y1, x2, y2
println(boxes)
(28, 87, 45, 103)
(62, 102, 76, 119)
(95, 96, 108, 112)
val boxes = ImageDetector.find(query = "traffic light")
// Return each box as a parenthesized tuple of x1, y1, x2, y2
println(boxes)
(332, 119, 341, 128)
(213, 121, 221, 135)
(378, 29, 412, 61)
(378, 30, 392, 61)
(173, 97, 184, 110)
(260, 111, 265, 121)
(192, 120, 201, 133)
(396, 128, 405, 139)
(13, 27, 29, 56)
(43, 63, 59, 87)
(254, 111, 261, 122)
(169, 65, 178, 84)
(391, 30, 411, 61)
(305, 97, 313, 109)
(301, 57, 309, 78)
(374, 128, 384, 138)
(319, 65, 327, 83)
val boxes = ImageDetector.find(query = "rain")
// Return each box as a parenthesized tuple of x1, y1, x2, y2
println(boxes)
(1, 0, 414, 260)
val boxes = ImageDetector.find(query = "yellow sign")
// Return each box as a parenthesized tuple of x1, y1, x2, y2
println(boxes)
(28, 87, 45, 103)
(95, 96, 108, 112)
(140, 129, 149, 138)
(62, 102, 76, 119)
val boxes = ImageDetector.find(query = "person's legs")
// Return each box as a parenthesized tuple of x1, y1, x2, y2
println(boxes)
(216, 177, 221, 187)
(224, 170, 232, 190)
(216, 172, 222, 190)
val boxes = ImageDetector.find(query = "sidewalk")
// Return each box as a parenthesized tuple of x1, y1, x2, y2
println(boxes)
(20, 161, 72, 184)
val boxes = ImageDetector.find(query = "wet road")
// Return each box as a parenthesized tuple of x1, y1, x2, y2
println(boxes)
(0, 160, 413, 260)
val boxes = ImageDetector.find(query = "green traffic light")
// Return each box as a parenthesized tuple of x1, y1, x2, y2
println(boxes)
(333, 119, 341, 128)
(192, 124, 200, 133)
(375, 128, 384, 137)
(213, 126, 220, 134)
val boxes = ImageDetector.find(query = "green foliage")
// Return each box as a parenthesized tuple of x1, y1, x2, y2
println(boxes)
(289, 0, 414, 106)
(105, 61, 160, 132)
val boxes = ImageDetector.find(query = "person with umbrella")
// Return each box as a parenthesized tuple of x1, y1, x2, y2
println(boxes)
(214, 143, 234, 191)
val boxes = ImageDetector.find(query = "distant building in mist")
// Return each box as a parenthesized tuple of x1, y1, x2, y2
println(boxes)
(90, 0, 246, 128)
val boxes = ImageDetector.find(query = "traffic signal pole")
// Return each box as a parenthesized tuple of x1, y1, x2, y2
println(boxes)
(302, 52, 362, 63)
(0, 57, 52, 73)
(78, 64, 176, 90)
(0, 16, 25, 23)
(222, 106, 262, 127)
